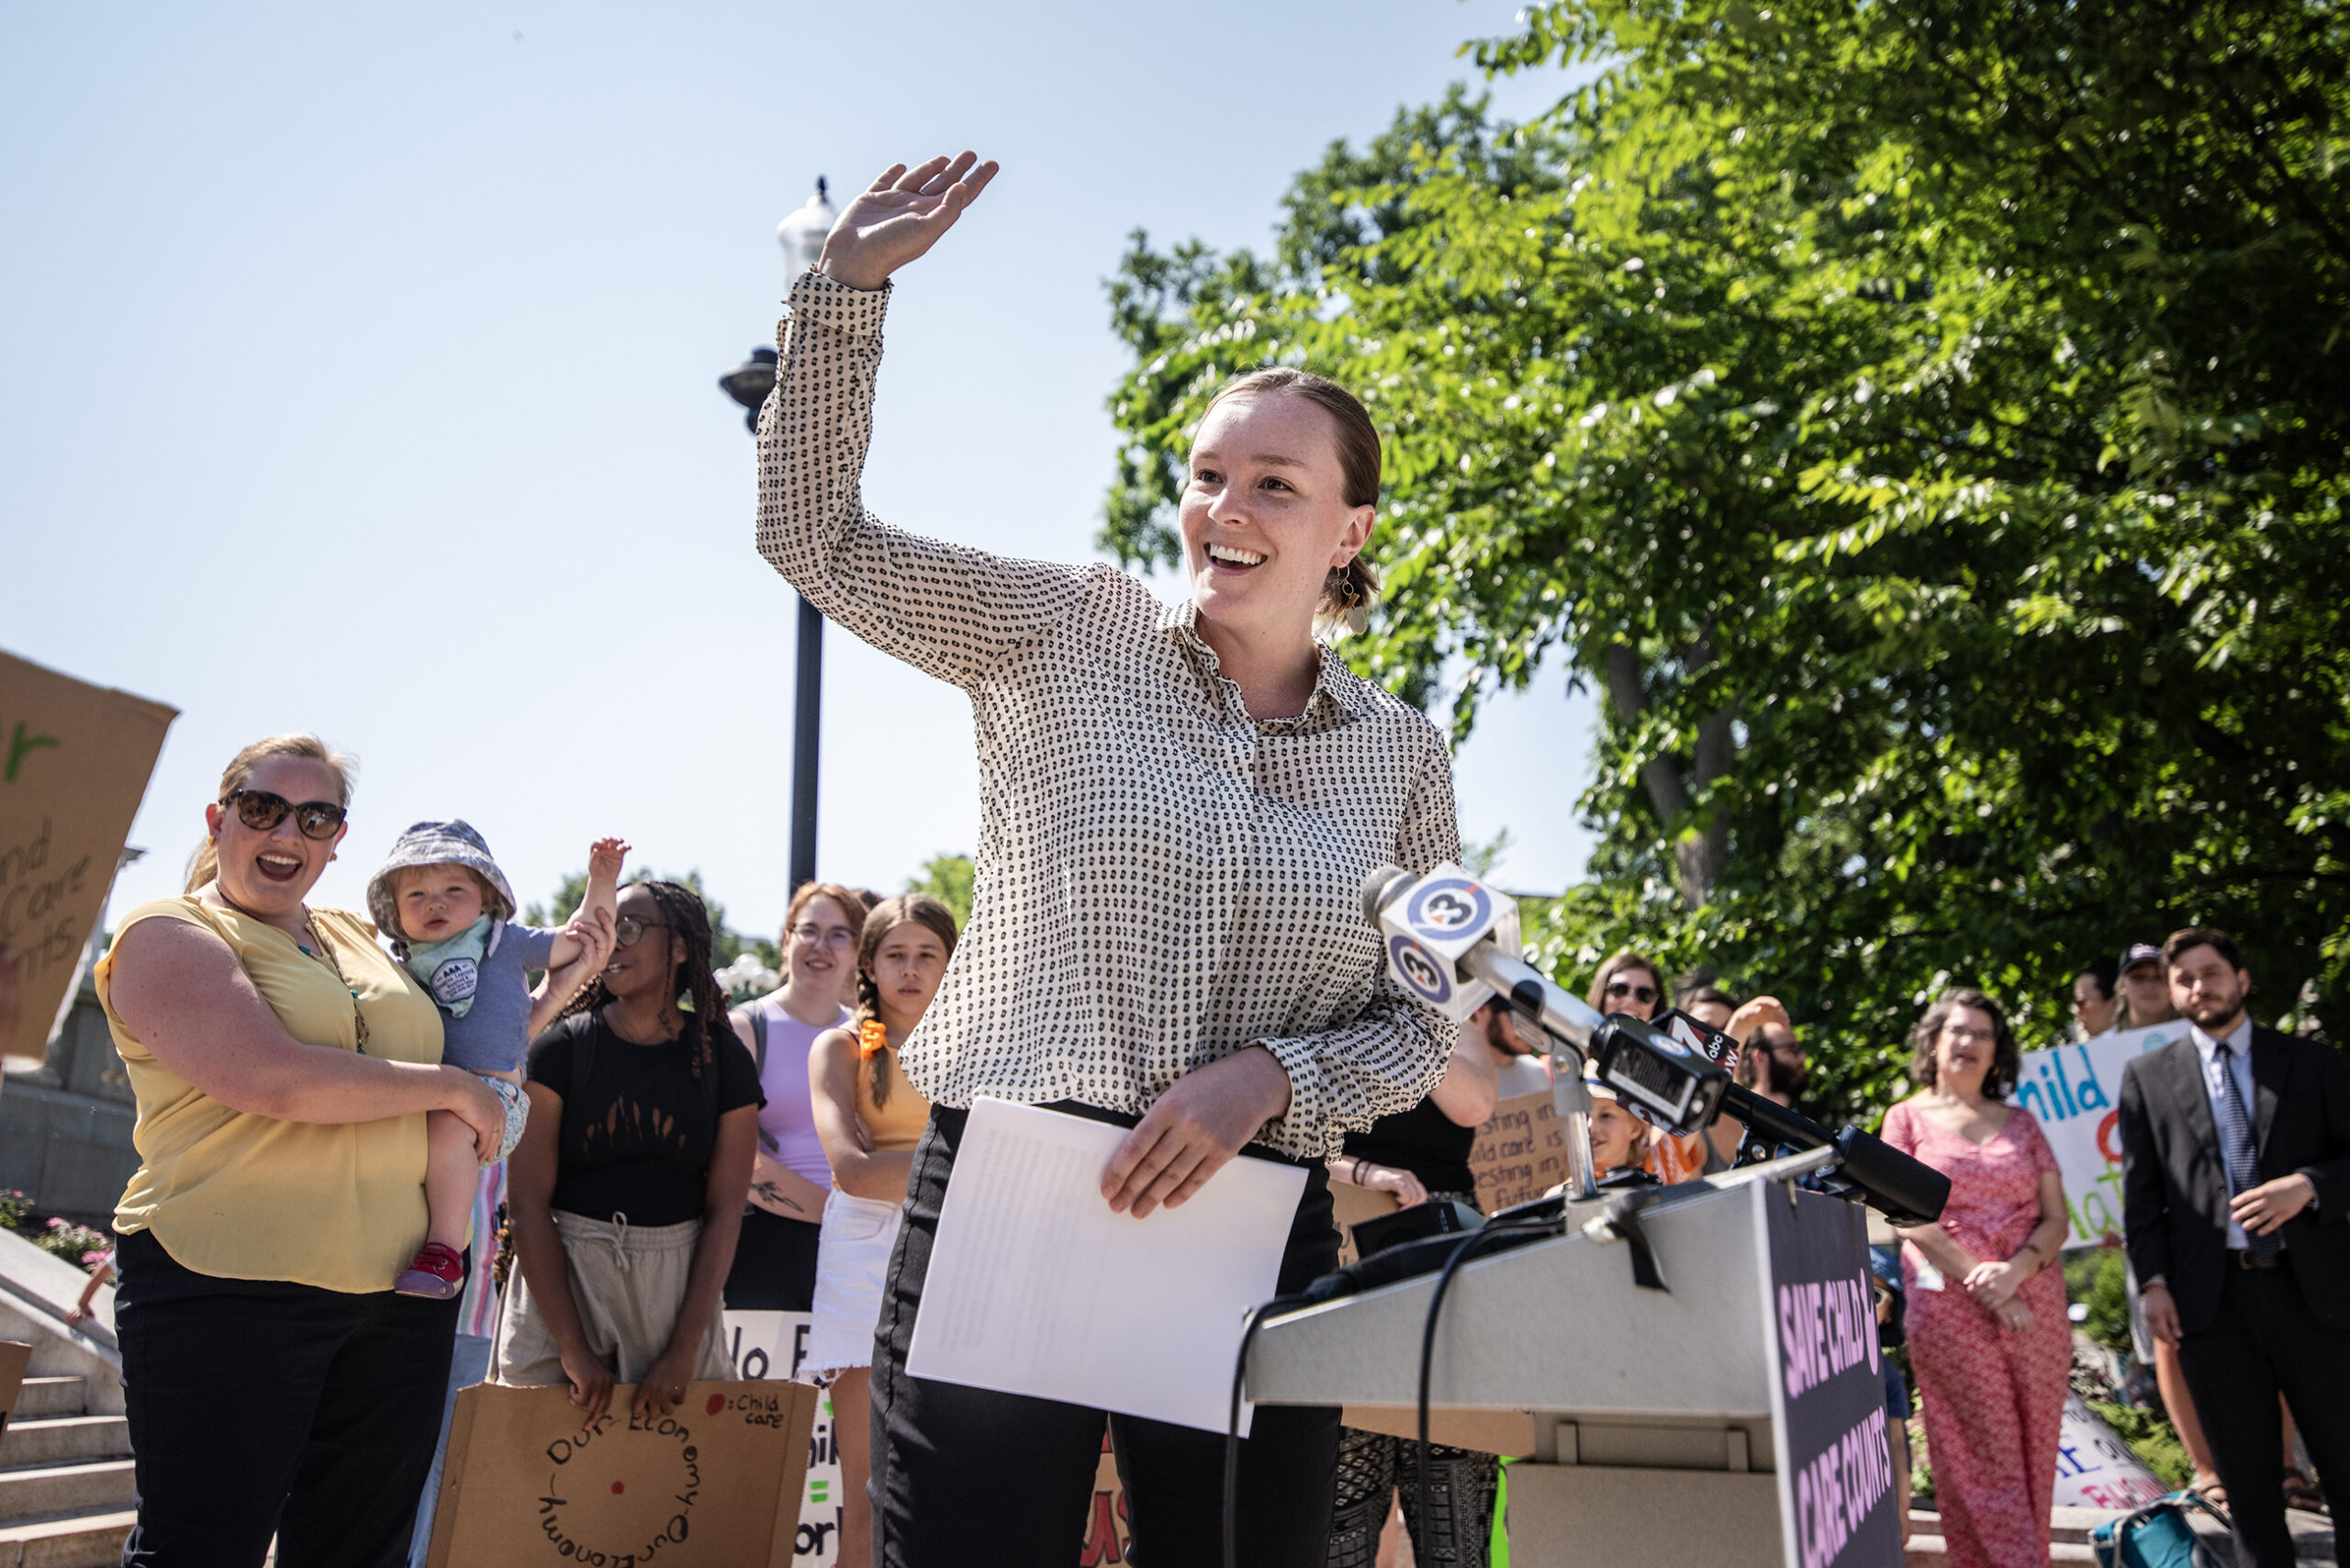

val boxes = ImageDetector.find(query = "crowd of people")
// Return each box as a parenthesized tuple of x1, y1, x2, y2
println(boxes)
(12, 148, 2341, 1568)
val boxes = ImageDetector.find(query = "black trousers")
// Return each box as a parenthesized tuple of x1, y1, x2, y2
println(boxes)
(2176, 1257, 2350, 1568)
(871, 1103, 1344, 1568)
(114, 1228, 460, 1568)
(723, 1207, 822, 1311)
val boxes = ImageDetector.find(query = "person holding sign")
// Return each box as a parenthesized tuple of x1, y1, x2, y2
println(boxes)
(755, 151, 1459, 1566)
(495, 879, 765, 1425)
(1881, 989, 2071, 1568)
(93, 734, 513, 1565)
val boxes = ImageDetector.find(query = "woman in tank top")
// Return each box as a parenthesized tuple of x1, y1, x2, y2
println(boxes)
(722, 881, 867, 1313)
(805, 893, 957, 1568)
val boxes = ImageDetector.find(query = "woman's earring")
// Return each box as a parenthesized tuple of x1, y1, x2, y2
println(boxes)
(1345, 599, 1370, 636)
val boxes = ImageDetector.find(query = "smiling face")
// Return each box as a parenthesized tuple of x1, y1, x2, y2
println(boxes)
(787, 895, 860, 1005)
(201, 755, 346, 920)
(1598, 963, 1662, 1022)
(600, 883, 683, 1003)
(867, 920, 950, 1029)
(394, 865, 487, 945)
(1932, 1003, 1998, 1096)
(1179, 392, 1374, 650)
(1586, 1094, 1644, 1173)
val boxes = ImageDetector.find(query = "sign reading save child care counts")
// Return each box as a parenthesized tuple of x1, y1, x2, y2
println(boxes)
(1760, 1184, 1902, 1568)
(2009, 1024, 2191, 1249)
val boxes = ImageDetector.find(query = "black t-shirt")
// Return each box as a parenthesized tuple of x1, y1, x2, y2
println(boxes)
(1341, 1095, 1477, 1196)
(527, 1012, 765, 1227)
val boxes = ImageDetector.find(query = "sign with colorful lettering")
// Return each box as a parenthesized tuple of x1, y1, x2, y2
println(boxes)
(2010, 1025, 2192, 1249)
(2052, 1394, 2167, 1511)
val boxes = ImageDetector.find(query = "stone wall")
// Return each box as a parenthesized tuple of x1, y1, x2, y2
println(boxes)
(0, 979, 138, 1228)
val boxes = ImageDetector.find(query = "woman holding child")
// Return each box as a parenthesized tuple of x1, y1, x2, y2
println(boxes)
(495, 878, 764, 1423)
(758, 152, 1460, 1564)
(95, 734, 512, 1565)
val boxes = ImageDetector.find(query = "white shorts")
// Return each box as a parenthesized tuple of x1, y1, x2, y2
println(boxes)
(803, 1189, 903, 1379)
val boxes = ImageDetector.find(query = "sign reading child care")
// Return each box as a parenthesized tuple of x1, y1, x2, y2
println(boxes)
(2010, 1023, 2191, 1249)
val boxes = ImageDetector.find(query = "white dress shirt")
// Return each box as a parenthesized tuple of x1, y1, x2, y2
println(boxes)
(2188, 1014, 2260, 1249)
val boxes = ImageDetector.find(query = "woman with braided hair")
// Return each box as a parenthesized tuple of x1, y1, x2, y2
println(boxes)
(805, 893, 957, 1568)
(492, 879, 765, 1424)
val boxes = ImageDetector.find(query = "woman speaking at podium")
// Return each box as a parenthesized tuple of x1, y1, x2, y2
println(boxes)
(755, 152, 1460, 1566)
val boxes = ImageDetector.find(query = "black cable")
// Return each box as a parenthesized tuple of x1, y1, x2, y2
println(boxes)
(1413, 1216, 1561, 1560)
(1225, 1293, 1313, 1568)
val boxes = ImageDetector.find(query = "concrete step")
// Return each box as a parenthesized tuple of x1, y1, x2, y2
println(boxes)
(0, 1506, 139, 1568)
(0, 1418, 129, 1469)
(1912, 1507, 2103, 1545)
(0, 1462, 134, 1524)
(6, 1383, 83, 1423)
(1905, 1532, 2098, 1565)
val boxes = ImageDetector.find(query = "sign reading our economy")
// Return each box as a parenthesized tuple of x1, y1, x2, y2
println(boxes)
(2009, 1024, 2192, 1249)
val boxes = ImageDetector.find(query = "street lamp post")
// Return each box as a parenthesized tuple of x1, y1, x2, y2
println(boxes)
(722, 177, 836, 895)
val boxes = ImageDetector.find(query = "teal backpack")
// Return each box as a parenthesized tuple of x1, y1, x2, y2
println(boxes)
(2089, 1491, 2232, 1568)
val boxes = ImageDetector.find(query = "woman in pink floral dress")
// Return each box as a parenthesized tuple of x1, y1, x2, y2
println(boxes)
(1882, 988, 2073, 1568)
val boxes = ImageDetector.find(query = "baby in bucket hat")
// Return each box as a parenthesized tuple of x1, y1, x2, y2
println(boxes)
(368, 821, 626, 1298)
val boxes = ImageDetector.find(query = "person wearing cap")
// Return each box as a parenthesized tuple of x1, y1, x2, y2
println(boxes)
(2118, 941, 2179, 1031)
(367, 822, 626, 1298)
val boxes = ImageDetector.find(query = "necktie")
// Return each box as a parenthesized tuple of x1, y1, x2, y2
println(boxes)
(2213, 1040, 2281, 1259)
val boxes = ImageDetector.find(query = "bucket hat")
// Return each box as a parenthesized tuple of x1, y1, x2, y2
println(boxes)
(366, 819, 518, 947)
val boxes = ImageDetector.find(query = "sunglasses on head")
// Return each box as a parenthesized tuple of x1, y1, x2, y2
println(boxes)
(220, 789, 346, 840)
(1605, 978, 1660, 1004)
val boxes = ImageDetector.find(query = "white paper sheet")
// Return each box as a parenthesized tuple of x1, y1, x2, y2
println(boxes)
(904, 1097, 1309, 1435)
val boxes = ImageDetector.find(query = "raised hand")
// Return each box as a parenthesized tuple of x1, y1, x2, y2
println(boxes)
(818, 152, 1000, 292)
(586, 837, 629, 884)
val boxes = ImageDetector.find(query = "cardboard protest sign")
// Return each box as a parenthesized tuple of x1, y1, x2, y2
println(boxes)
(2011, 1025, 2192, 1249)
(725, 1310, 844, 1564)
(0, 649, 175, 1062)
(1330, 1180, 1399, 1266)
(1468, 1090, 1571, 1213)
(2053, 1394, 2167, 1511)
(425, 1379, 817, 1568)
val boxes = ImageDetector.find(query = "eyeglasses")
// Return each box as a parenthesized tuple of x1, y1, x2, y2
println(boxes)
(1605, 979, 1660, 1004)
(220, 789, 346, 840)
(614, 915, 672, 947)
(789, 923, 858, 948)
(1941, 1024, 1997, 1045)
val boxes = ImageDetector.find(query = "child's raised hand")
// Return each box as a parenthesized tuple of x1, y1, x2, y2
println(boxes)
(586, 837, 629, 881)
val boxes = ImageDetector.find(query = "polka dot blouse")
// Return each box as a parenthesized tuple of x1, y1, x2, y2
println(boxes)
(755, 268, 1461, 1159)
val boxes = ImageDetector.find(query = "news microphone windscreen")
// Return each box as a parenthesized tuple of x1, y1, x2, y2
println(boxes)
(1360, 863, 1411, 926)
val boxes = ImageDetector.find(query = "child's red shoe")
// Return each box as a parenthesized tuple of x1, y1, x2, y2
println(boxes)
(395, 1241, 465, 1299)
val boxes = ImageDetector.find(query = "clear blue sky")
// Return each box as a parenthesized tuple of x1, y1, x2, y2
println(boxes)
(3, 0, 1599, 936)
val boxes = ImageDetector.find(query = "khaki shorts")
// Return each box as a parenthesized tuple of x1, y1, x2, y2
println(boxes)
(492, 1210, 733, 1388)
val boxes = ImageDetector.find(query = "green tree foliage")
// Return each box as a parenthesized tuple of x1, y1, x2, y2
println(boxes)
(522, 868, 778, 973)
(904, 852, 976, 933)
(1102, 2, 2350, 1116)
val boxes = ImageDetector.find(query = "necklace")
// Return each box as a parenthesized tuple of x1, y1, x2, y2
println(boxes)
(300, 913, 372, 1051)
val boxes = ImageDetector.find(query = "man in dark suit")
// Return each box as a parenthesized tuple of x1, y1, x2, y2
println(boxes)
(2118, 927, 2350, 1568)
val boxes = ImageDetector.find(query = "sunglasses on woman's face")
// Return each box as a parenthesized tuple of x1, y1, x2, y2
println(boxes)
(614, 914, 673, 947)
(1605, 978, 1660, 1005)
(220, 789, 346, 840)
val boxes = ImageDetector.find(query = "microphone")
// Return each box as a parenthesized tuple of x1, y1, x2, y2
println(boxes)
(1359, 863, 1604, 1044)
(1723, 1084, 1950, 1226)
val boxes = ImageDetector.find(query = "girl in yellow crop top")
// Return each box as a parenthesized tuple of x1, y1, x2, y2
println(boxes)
(804, 892, 958, 1568)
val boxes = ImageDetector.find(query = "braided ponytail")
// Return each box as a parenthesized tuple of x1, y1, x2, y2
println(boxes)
(850, 894, 959, 1108)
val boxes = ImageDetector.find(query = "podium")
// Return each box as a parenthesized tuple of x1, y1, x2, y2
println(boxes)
(1247, 1155, 1906, 1567)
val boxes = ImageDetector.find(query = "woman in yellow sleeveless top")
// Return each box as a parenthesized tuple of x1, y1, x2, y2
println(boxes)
(95, 734, 511, 1568)
(806, 893, 957, 1568)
